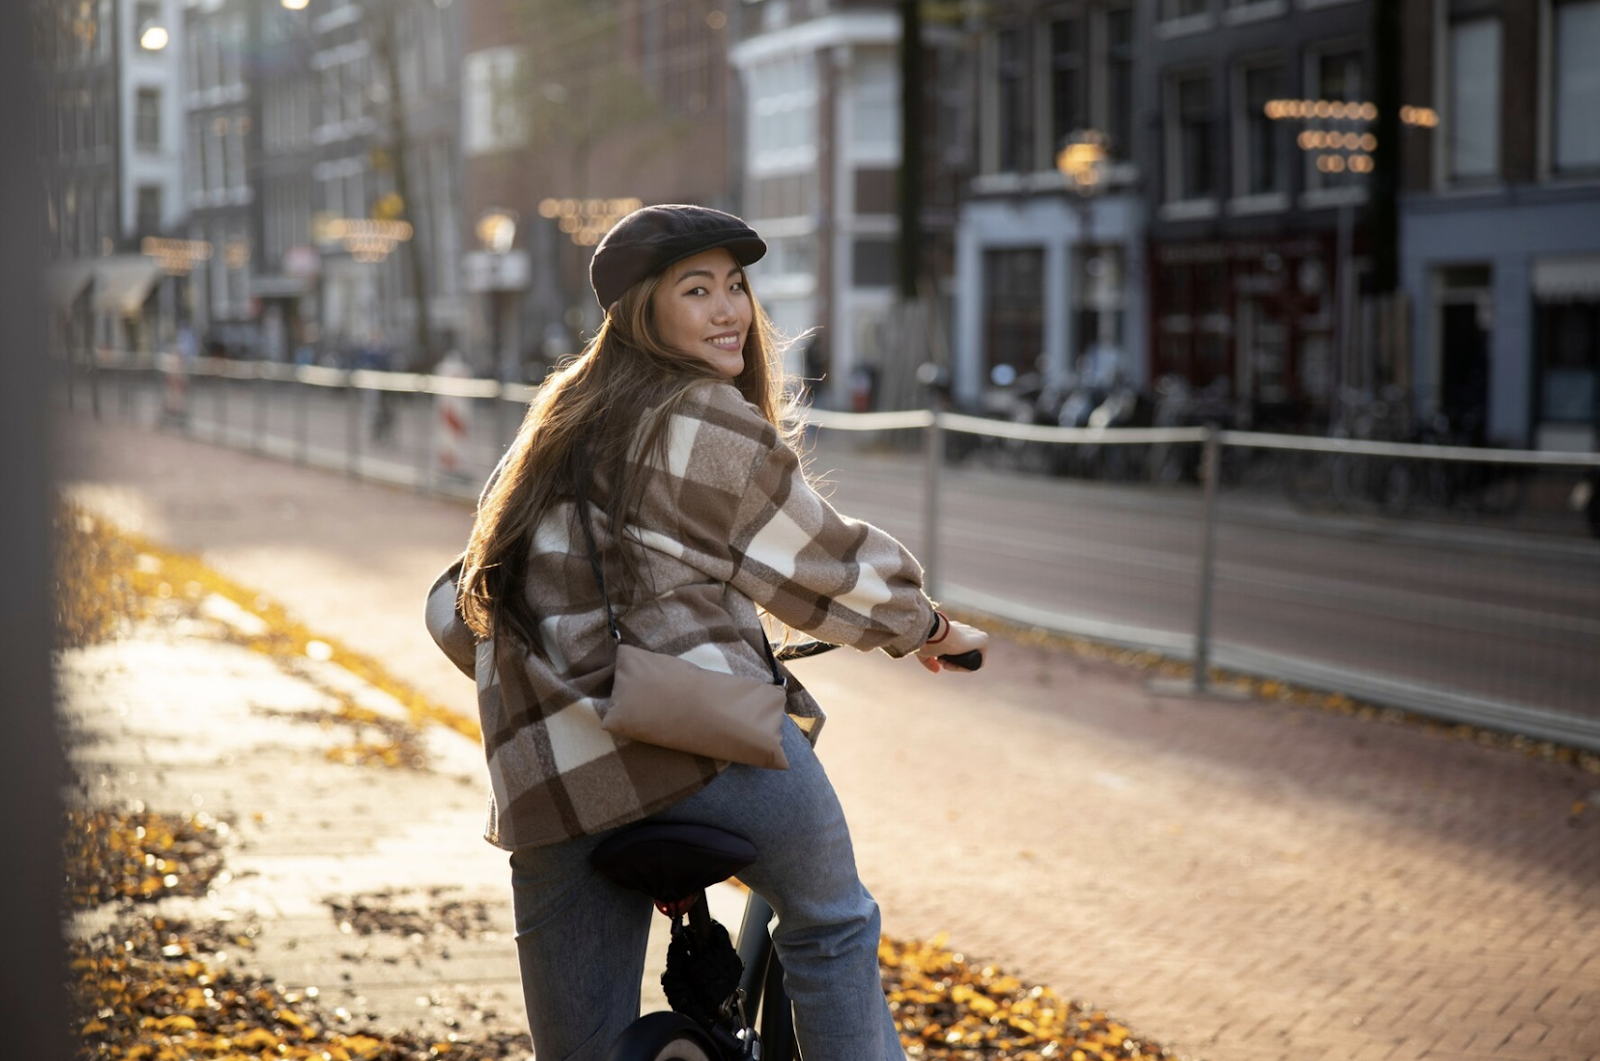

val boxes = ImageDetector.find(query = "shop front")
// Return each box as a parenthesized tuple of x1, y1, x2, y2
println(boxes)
(1149, 234, 1338, 431)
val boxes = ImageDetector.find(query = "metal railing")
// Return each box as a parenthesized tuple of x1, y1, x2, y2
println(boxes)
(64, 353, 1600, 752)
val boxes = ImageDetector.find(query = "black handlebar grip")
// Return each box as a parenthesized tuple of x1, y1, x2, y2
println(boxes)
(938, 650, 984, 671)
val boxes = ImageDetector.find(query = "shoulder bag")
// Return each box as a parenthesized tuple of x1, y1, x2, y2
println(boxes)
(575, 496, 790, 770)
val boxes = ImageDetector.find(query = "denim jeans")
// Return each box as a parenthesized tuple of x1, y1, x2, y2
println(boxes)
(509, 717, 905, 1061)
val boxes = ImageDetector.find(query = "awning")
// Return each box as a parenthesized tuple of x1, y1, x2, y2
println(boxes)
(47, 261, 96, 311)
(93, 256, 162, 316)
(1532, 257, 1600, 302)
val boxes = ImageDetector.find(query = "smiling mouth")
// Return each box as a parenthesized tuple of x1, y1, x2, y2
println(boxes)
(707, 334, 742, 350)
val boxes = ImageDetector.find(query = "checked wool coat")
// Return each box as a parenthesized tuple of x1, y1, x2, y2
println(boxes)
(427, 380, 937, 850)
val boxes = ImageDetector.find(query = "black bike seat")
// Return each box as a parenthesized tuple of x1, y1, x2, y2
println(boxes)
(590, 822, 757, 904)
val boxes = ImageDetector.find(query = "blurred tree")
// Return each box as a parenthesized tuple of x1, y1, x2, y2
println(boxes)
(508, 0, 667, 195)
(365, 0, 436, 369)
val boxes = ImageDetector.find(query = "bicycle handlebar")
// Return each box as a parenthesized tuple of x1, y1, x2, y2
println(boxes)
(937, 649, 984, 671)
(775, 641, 984, 672)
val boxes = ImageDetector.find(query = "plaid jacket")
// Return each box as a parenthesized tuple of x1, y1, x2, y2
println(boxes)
(426, 380, 936, 850)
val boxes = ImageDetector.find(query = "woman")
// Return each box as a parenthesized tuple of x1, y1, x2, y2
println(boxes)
(426, 204, 988, 1061)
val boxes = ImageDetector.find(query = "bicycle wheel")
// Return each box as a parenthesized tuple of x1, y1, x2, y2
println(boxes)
(604, 1011, 718, 1061)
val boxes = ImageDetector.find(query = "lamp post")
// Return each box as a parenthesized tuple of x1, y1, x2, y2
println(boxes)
(1056, 129, 1114, 382)
(475, 208, 518, 381)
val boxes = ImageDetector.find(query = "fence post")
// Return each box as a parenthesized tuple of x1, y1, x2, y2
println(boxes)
(294, 379, 309, 466)
(346, 374, 361, 476)
(252, 367, 266, 453)
(214, 369, 227, 444)
(922, 405, 943, 600)
(1191, 424, 1222, 693)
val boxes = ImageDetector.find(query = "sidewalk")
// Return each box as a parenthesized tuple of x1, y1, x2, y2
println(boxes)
(59, 414, 1600, 1061)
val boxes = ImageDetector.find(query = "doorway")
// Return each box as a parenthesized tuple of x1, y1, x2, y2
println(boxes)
(1435, 265, 1492, 444)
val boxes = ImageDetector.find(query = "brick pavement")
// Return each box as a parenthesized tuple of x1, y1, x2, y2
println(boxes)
(59, 415, 1600, 1061)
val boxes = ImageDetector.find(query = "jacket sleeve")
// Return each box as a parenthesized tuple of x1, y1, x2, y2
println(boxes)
(669, 385, 936, 657)
(425, 556, 479, 679)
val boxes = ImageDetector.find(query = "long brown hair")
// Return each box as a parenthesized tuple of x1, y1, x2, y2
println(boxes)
(457, 264, 796, 648)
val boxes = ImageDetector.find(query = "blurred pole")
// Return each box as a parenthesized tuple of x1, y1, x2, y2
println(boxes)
(1190, 426, 1222, 694)
(922, 409, 943, 600)
(896, 0, 923, 302)
(346, 376, 361, 475)
(1370, 0, 1401, 296)
(0, 0, 70, 1049)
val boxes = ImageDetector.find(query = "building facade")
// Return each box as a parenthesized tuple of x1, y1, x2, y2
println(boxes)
(731, 0, 969, 409)
(460, 0, 742, 380)
(43, 0, 190, 355)
(1142, 0, 1373, 431)
(1398, 0, 1600, 451)
(183, 0, 258, 355)
(952, 0, 1145, 410)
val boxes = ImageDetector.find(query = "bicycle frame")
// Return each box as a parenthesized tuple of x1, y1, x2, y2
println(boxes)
(735, 891, 796, 1058)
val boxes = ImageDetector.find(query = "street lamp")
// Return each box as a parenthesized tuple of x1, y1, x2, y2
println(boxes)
(1056, 130, 1118, 382)
(476, 208, 518, 255)
(1056, 129, 1108, 195)
(138, 22, 169, 50)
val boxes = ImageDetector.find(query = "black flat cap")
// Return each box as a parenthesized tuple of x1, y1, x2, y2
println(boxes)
(590, 204, 766, 311)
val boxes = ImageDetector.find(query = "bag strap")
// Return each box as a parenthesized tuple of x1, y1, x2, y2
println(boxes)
(572, 481, 785, 688)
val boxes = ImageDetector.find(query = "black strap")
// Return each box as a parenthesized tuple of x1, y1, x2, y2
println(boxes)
(572, 485, 784, 688)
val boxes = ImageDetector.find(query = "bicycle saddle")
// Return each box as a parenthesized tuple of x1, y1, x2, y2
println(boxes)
(591, 822, 757, 905)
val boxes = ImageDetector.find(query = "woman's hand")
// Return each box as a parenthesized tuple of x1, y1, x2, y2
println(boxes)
(914, 612, 989, 673)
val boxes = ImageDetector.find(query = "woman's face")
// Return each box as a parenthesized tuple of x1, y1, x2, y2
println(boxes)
(649, 248, 751, 378)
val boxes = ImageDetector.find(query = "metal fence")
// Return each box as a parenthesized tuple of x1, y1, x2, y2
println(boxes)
(64, 354, 1600, 752)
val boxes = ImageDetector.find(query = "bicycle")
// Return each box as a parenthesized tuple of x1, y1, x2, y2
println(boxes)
(597, 642, 984, 1061)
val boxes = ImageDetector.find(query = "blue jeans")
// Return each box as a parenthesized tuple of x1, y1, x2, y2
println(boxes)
(509, 718, 905, 1061)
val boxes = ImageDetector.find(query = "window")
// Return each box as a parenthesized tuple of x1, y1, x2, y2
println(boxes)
(1169, 72, 1217, 201)
(1239, 63, 1287, 197)
(1552, 0, 1600, 174)
(206, 115, 226, 194)
(751, 173, 812, 219)
(222, 14, 244, 88)
(983, 248, 1045, 378)
(136, 185, 161, 237)
(136, 88, 161, 152)
(852, 239, 896, 288)
(854, 168, 896, 214)
(1308, 47, 1364, 191)
(463, 48, 526, 156)
(188, 119, 206, 199)
(1105, 6, 1134, 160)
(1074, 245, 1125, 362)
(994, 27, 1034, 173)
(1049, 14, 1087, 152)
(1537, 300, 1598, 422)
(1446, 18, 1500, 182)
(748, 55, 818, 173)
(851, 53, 898, 152)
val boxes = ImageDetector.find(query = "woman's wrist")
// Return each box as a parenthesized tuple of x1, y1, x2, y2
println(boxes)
(924, 610, 950, 647)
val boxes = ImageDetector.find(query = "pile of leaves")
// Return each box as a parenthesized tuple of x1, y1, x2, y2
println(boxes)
(69, 917, 529, 1061)
(63, 807, 231, 911)
(883, 936, 1177, 1061)
(54, 507, 146, 649)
